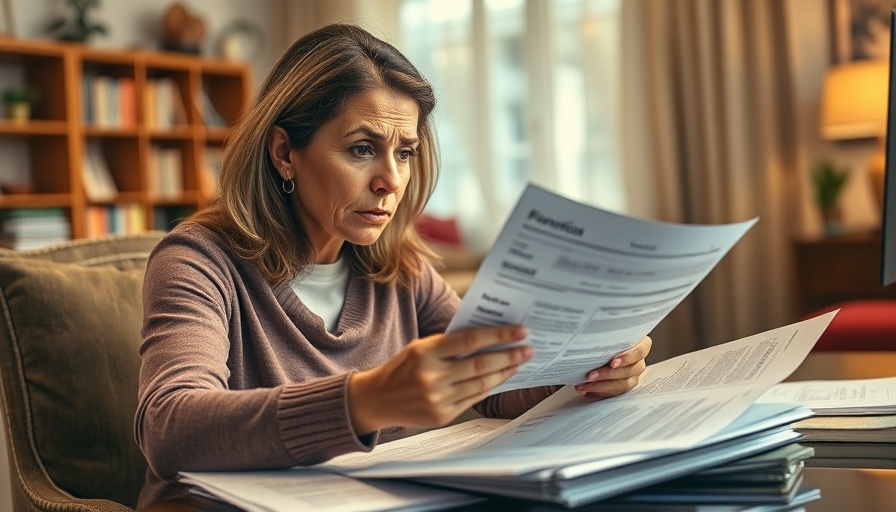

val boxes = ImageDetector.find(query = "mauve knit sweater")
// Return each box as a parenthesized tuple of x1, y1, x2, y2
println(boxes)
(135, 223, 556, 507)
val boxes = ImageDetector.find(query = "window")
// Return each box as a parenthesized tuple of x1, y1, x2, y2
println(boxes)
(400, 0, 623, 250)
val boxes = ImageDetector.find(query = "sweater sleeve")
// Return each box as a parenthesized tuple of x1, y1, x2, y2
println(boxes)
(135, 232, 374, 481)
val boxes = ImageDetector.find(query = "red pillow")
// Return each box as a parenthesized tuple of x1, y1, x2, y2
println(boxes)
(415, 214, 463, 247)
(807, 300, 896, 351)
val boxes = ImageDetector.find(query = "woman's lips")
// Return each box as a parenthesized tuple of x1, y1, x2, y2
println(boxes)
(357, 209, 391, 223)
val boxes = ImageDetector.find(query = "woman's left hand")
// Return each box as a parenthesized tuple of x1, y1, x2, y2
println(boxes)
(574, 336, 652, 399)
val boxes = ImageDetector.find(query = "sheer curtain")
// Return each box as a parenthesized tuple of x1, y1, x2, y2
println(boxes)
(397, 0, 625, 252)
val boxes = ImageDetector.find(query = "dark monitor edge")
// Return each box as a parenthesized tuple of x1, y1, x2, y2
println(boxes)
(882, 8, 896, 287)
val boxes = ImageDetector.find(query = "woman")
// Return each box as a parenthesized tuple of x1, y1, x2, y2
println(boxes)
(135, 23, 651, 507)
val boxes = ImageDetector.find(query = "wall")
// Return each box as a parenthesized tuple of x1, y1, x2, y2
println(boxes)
(5, 0, 279, 82)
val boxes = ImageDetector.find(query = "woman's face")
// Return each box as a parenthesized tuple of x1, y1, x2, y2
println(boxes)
(280, 88, 420, 264)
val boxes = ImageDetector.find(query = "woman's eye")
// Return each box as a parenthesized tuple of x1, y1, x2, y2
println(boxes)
(398, 148, 417, 161)
(352, 144, 374, 157)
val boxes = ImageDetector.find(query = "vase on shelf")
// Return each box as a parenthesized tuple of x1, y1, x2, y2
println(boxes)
(822, 207, 846, 237)
(6, 102, 31, 123)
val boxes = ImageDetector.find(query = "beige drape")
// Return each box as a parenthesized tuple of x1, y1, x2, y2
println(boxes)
(620, 0, 807, 362)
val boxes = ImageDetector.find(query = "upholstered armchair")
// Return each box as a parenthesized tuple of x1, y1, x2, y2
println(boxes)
(0, 233, 165, 512)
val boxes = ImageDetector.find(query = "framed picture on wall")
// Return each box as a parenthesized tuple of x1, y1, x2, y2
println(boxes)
(830, 0, 892, 62)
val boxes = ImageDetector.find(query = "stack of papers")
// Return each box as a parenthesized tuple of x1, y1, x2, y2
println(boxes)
(610, 443, 815, 506)
(757, 377, 896, 468)
(757, 377, 896, 416)
(793, 415, 896, 443)
(180, 470, 481, 512)
(180, 184, 835, 510)
(803, 441, 896, 469)
(325, 309, 831, 507)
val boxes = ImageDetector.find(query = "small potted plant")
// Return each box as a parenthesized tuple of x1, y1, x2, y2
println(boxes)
(812, 159, 849, 237)
(3, 87, 37, 123)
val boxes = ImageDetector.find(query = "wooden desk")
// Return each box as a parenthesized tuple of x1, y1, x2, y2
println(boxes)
(792, 231, 896, 316)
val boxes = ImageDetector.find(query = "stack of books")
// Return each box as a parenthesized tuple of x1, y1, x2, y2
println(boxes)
(0, 209, 70, 250)
(758, 377, 896, 469)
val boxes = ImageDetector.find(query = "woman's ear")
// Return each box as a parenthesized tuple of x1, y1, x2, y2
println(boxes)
(268, 125, 293, 180)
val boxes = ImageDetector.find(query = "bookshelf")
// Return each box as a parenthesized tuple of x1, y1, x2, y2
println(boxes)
(0, 38, 250, 244)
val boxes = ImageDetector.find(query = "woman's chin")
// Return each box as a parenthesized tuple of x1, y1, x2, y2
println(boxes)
(347, 228, 386, 247)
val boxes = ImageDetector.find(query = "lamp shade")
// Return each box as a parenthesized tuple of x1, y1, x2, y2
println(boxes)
(819, 60, 888, 140)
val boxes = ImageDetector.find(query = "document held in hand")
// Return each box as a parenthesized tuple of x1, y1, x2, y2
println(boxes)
(449, 183, 757, 394)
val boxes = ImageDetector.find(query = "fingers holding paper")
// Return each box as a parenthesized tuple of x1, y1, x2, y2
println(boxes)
(347, 325, 532, 434)
(574, 335, 652, 399)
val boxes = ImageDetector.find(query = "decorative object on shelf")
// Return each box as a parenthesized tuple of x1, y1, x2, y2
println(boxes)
(2, 87, 37, 122)
(812, 159, 850, 237)
(47, 0, 107, 43)
(161, 2, 205, 54)
(216, 19, 264, 62)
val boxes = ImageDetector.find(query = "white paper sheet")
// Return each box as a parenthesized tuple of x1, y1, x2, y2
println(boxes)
(757, 376, 896, 415)
(448, 184, 757, 394)
(179, 469, 481, 512)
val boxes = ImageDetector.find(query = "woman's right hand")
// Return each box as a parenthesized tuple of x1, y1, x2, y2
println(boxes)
(347, 325, 532, 435)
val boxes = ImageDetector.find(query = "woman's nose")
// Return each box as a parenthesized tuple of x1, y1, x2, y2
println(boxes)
(371, 157, 402, 194)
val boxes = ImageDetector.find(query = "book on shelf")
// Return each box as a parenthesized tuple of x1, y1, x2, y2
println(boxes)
(152, 205, 193, 232)
(197, 87, 228, 128)
(118, 77, 137, 127)
(178, 184, 837, 510)
(82, 75, 137, 128)
(82, 71, 94, 125)
(145, 78, 187, 129)
(86, 204, 146, 238)
(148, 145, 183, 199)
(82, 142, 118, 202)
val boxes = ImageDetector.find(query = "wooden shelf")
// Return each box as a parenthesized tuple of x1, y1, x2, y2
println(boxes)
(0, 38, 251, 241)
(0, 193, 72, 208)
(84, 127, 140, 137)
(0, 120, 68, 135)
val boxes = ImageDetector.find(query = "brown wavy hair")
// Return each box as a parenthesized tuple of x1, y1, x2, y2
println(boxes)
(188, 23, 438, 287)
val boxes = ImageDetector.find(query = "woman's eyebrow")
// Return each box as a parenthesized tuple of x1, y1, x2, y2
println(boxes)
(345, 126, 419, 146)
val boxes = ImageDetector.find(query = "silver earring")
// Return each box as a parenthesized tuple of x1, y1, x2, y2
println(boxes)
(282, 177, 295, 194)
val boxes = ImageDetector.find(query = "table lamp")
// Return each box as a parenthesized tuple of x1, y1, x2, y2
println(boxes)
(819, 60, 889, 208)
